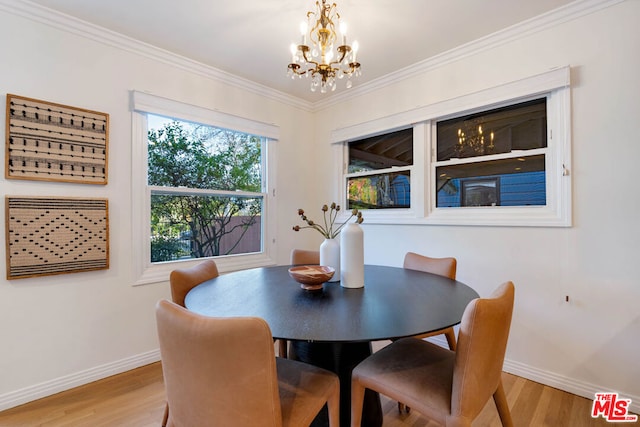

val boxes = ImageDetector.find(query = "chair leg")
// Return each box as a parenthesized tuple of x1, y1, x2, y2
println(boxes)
(161, 402, 169, 427)
(327, 381, 341, 427)
(398, 401, 411, 413)
(493, 380, 514, 427)
(278, 339, 288, 358)
(445, 329, 457, 351)
(350, 379, 366, 427)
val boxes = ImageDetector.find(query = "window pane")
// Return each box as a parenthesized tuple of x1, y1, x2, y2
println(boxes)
(348, 128, 413, 173)
(348, 171, 410, 209)
(147, 115, 262, 192)
(150, 193, 262, 262)
(437, 98, 547, 161)
(147, 114, 264, 263)
(436, 155, 545, 207)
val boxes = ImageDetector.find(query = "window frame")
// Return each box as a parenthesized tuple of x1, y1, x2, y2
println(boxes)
(131, 91, 278, 285)
(332, 67, 572, 227)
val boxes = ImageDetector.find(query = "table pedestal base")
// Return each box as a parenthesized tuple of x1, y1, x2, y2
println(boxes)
(289, 341, 383, 427)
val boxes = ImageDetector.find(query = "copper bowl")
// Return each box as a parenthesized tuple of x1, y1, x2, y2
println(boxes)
(288, 265, 335, 291)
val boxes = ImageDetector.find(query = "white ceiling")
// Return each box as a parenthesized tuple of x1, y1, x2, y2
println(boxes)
(28, 0, 577, 103)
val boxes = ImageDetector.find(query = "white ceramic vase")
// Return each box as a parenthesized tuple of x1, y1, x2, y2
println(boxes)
(340, 222, 364, 288)
(319, 238, 340, 282)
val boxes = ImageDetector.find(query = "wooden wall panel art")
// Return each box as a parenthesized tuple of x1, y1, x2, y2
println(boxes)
(5, 197, 109, 280)
(5, 94, 108, 184)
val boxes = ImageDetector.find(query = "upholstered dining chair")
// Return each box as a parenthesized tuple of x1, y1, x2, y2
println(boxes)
(350, 281, 515, 427)
(162, 259, 220, 426)
(156, 299, 340, 427)
(403, 251, 458, 350)
(397, 252, 459, 413)
(290, 249, 320, 265)
(169, 259, 220, 307)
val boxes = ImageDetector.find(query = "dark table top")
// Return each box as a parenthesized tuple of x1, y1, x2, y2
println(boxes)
(185, 264, 479, 343)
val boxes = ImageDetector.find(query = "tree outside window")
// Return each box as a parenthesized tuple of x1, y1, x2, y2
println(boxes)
(147, 116, 264, 262)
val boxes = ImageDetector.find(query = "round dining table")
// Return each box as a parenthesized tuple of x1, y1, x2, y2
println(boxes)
(185, 264, 479, 427)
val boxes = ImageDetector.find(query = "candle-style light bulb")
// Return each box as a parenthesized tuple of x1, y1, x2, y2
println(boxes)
(352, 40, 359, 62)
(340, 22, 347, 45)
(290, 43, 297, 62)
(300, 21, 308, 45)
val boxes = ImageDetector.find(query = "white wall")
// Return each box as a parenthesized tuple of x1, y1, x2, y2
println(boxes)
(314, 0, 640, 410)
(0, 4, 318, 409)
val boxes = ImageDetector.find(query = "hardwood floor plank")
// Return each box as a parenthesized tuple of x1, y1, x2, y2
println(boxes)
(511, 376, 545, 426)
(527, 383, 555, 427)
(0, 362, 634, 426)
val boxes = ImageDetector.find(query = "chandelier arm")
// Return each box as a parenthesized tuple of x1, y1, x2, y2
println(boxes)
(334, 46, 349, 64)
(300, 48, 316, 65)
(305, 59, 321, 68)
(287, 63, 307, 76)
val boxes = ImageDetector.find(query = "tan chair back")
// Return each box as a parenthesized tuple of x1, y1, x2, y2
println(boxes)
(169, 260, 219, 307)
(290, 249, 320, 265)
(401, 251, 459, 353)
(156, 300, 283, 427)
(451, 281, 515, 420)
(403, 251, 457, 280)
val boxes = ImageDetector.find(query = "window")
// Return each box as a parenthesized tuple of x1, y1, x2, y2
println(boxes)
(147, 115, 264, 263)
(131, 92, 278, 285)
(435, 98, 547, 208)
(346, 128, 413, 209)
(332, 67, 571, 227)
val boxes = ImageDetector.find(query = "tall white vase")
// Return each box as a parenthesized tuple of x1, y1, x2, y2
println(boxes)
(320, 238, 340, 282)
(340, 223, 364, 288)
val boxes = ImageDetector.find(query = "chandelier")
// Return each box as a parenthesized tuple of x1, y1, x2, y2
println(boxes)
(455, 120, 495, 157)
(287, 0, 361, 93)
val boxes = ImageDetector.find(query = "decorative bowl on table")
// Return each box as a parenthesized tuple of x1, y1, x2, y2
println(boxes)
(288, 265, 335, 291)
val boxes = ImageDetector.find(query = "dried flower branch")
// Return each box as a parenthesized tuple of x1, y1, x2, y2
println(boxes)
(293, 202, 363, 239)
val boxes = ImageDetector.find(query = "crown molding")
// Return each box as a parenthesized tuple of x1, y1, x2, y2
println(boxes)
(0, 0, 624, 113)
(0, 0, 314, 112)
(313, 0, 625, 111)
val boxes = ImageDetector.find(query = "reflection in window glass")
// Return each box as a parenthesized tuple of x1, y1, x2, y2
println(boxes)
(436, 155, 545, 207)
(346, 127, 413, 210)
(437, 98, 547, 161)
(348, 128, 413, 172)
(348, 171, 410, 209)
(436, 98, 548, 209)
(461, 178, 500, 207)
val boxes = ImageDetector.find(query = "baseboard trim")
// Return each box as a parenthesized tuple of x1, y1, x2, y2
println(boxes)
(503, 359, 640, 415)
(427, 335, 639, 415)
(0, 349, 161, 412)
(2, 347, 638, 416)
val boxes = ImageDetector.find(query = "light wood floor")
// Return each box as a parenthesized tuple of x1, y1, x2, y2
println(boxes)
(0, 360, 633, 427)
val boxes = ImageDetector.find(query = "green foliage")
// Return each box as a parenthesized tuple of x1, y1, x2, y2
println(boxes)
(150, 235, 189, 262)
(148, 119, 262, 261)
(148, 123, 261, 191)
